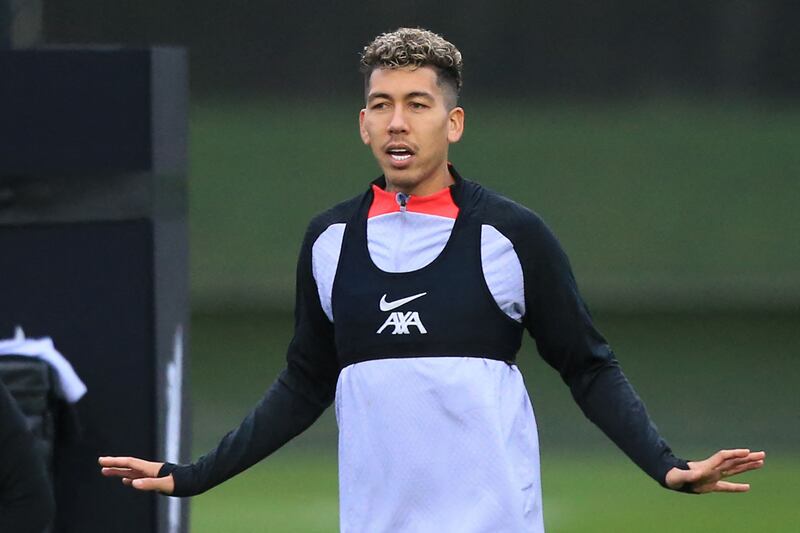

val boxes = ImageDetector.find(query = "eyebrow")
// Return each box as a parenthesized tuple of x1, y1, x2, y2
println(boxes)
(367, 91, 436, 102)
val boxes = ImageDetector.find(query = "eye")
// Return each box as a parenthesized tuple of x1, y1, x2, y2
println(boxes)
(371, 101, 389, 110)
(409, 102, 429, 110)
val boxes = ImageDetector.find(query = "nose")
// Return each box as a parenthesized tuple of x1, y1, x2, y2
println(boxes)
(387, 106, 409, 134)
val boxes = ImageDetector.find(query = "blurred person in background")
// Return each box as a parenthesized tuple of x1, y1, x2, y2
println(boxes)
(99, 28, 765, 532)
(0, 378, 55, 533)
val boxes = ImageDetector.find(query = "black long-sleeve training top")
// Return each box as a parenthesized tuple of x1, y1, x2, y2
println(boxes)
(162, 169, 689, 530)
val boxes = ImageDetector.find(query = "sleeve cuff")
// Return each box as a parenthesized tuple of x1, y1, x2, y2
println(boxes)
(157, 462, 195, 497)
(158, 462, 178, 477)
(659, 457, 698, 494)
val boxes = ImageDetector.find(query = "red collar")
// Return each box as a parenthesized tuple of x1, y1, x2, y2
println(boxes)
(368, 184, 459, 219)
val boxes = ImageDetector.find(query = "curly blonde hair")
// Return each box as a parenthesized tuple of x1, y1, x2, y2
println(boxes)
(360, 28, 463, 106)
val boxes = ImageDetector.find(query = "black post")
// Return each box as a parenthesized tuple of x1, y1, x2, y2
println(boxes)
(0, 47, 190, 533)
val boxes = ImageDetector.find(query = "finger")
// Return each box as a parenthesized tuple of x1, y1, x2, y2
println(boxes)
(717, 454, 766, 476)
(101, 467, 148, 479)
(713, 480, 750, 493)
(724, 451, 765, 465)
(721, 460, 765, 478)
(712, 449, 751, 465)
(130, 477, 163, 491)
(98, 456, 133, 467)
(717, 456, 757, 474)
(122, 478, 133, 486)
(98, 456, 142, 469)
(98, 457, 160, 477)
(101, 467, 133, 478)
(131, 476, 174, 495)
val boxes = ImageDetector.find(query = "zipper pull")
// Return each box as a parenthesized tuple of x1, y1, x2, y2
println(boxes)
(396, 192, 409, 211)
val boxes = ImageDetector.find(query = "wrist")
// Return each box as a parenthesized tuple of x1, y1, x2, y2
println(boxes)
(665, 464, 698, 494)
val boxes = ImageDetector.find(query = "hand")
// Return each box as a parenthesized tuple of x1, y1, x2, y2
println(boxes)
(98, 456, 175, 495)
(665, 448, 766, 493)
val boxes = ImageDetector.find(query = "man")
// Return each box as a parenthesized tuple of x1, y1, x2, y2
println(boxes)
(100, 28, 765, 532)
(0, 378, 55, 533)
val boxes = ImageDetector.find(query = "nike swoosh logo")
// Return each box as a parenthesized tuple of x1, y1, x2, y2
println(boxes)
(379, 292, 428, 312)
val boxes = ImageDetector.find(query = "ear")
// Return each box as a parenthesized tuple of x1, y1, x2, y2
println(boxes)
(359, 108, 370, 145)
(447, 106, 465, 143)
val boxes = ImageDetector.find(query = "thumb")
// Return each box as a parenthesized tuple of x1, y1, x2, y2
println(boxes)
(666, 464, 700, 489)
(131, 475, 174, 494)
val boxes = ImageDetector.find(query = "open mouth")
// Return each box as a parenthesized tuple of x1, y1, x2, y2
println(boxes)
(386, 145, 415, 163)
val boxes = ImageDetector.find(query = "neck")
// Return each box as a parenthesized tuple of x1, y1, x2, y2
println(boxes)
(384, 162, 454, 196)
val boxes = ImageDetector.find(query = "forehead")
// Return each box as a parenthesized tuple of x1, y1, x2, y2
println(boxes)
(367, 66, 442, 99)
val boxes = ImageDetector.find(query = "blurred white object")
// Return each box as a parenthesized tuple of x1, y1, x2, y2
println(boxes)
(166, 324, 184, 533)
(0, 326, 87, 403)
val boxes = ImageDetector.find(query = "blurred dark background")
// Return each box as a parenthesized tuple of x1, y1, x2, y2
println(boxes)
(8, 2, 798, 530)
(46, 1, 800, 98)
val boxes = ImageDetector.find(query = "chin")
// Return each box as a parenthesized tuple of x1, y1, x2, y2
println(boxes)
(384, 172, 420, 191)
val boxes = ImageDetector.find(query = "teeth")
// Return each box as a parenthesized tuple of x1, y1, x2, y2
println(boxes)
(388, 148, 412, 161)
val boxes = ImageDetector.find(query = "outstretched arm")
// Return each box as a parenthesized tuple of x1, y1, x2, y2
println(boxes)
(666, 449, 766, 493)
(98, 363, 336, 496)
(99, 218, 340, 496)
(513, 213, 765, 491)
(518, 219, 686, 486)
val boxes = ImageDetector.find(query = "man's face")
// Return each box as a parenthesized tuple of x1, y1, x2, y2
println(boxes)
(359, 66, 464, 195)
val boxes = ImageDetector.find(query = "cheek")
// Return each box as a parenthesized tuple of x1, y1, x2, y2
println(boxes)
(363, 115, 386, 137)
(430, 124, 451, 151)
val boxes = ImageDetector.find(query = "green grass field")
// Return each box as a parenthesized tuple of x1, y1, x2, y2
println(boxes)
(186, 312, 799, 532)
(189, 451, 795, 532)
